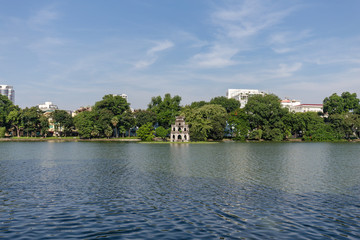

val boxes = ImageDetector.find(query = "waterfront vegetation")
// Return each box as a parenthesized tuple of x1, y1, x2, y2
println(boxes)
(1, 91, 360, 142)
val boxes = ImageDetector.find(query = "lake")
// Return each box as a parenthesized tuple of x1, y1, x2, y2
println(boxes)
(0, 142, 359, 239)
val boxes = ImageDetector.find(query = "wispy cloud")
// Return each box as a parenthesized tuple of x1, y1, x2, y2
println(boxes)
(28, 6, 59, 28)
(28, 37, 65, 55)
(212, 0, 295, 39)
(189, 45, 238, 68)
(134, 40, 174, 69)
(267, 62, 303, 78)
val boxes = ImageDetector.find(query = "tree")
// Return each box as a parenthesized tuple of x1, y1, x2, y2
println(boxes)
(148, 93, 182, 128)
(189, 101, 208, 109)
(94, 94, 130, 116)
(181, 104, 227, 141)
(51, 110, 73, 137)
(73, 111, 95, 139)
(155, 126, 169, 141)
(0, 94, 16, 129)
(111, 116, 119, 138)
(22, 107, 42, 137)
(341, 92, 359, 112)
(323, 92, 359, 115)
(134, 110, 157, 128)
(137, 123, 155, 141)
(227, 109, 250, 140)
(323, 93, 345, 115)
(6, 108, 22, 137)
(39, 114, 50, 137)
(104, 125, 113, 139)
(245, 94, 288, 140)
(93, 108, 114, 137)
(210, 96, 240, 113)
(119, 110, 135, 137)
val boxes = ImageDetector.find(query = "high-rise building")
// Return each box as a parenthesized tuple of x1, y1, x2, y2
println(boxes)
(0, 85, 15, 103)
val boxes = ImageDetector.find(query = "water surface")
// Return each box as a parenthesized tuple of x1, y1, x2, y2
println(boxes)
(0, 142, 359, 239)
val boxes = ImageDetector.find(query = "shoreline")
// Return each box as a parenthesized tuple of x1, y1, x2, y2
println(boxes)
(1, 138, 359, 143)
(0, 138, 142, 142)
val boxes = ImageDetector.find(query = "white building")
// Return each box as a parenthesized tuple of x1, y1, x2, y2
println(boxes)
(112, 93, 128, 102)
(38, 102, 59, 112)
(226, 89, 266, 108)
(280, 98, 323, 113)
(280, 99, 301, 110)
(0, 85, 15, 103)
(293, 104, 323, 113)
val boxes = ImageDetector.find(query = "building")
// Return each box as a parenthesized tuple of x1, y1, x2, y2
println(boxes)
(226, 89, 266, 108)
(293, 104, 323, 113)
(280, 98, 323, 113)
(280, 98, 301, 110)
(112, 93, 128, 102)
(170, 116, 190, 142)
(0, 85, 15, 103)
(38, 101, 59, 113)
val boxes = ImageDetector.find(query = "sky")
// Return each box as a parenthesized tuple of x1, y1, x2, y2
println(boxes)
(1, 0, 360, 110)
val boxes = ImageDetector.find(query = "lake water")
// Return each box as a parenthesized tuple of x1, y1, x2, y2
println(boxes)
(0, 142, 359, 239)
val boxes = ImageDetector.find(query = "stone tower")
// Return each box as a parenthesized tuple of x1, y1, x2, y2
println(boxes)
(171, 116, 190, 142)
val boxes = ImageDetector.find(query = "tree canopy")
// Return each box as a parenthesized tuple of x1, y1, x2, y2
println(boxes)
(148, 93, 182, 128)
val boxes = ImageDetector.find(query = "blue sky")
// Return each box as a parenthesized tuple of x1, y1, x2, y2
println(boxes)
(1, 0, 360, 110)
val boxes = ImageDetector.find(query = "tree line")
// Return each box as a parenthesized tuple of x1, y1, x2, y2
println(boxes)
(1, 91, 360, 141)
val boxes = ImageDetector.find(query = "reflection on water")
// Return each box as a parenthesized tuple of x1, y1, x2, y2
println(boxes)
(0, 142, 359, 239)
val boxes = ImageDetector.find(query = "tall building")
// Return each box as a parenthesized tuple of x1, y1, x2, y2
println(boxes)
(226, 89, 265, 108)
(0, 85, 15, 103)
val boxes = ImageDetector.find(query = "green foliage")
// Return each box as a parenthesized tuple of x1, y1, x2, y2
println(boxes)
(323, 92, 359, 115)
(94, 94, 130, 116)
(137, 123, 155, 141)
(0, 94, 16, 128)
(190, 101, 208, 109)
(111, 116, 119, 138)
(134, 110, 157, 127)
(148, 93, 182, 128)
(248, 129, 262, 140)
(51, 110, 73, 137)
(104, 125, 113, 139)
(6, 108, 22, 137)
(0, 127, 6, 138)
(245, 94, 288, 131)
(155, 126, 169, 140)
(22, 107, 43, 137)
(262, 127, 283, 141)
(182, 104, 227, 141)
(303, 123, 339, 141)
(228, 109, 250, 140)
(73, 111, 95, 139)
(210, 96, 240, 113)
(119, 111, 135, 137)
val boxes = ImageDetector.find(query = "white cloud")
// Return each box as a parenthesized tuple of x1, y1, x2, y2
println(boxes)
(212, 0, 295, 39)
(147, 40, 174, 55)
(134, 40, 174, 69)
(268, 62, 303, 78)
(190, 45, 238, 68)
(28, 37, 65, 55)
(28, 7, 58, 28)
(272, 48, 293, 54)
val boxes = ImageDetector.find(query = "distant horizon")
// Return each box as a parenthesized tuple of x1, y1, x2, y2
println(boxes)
(1, 0, 360, 110)
(3, 85, 353, 111)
